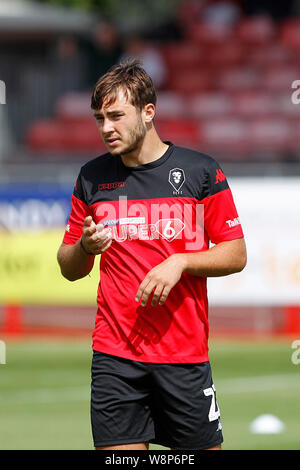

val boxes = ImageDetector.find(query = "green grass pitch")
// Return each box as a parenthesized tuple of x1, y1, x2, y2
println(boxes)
(0, 337, 299, 450)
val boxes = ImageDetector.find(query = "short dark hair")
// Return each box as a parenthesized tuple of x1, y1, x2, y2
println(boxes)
(91, 59, 157, 111)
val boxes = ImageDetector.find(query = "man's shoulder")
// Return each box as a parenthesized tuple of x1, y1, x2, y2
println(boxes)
(172, 145, 220, 171)
(171, 145, 228, 196)
(80, 152, 113, 175)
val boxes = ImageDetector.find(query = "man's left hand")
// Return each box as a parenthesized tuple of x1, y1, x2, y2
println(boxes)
(135, 254, 186, 307)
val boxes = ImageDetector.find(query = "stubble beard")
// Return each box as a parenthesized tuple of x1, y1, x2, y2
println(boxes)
(119, 116, 146, 156)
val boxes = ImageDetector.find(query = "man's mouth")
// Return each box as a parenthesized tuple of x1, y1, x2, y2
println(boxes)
(105, 137, 121, 146)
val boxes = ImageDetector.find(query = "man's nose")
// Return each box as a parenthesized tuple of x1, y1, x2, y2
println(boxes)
(102, 118, 115, 134)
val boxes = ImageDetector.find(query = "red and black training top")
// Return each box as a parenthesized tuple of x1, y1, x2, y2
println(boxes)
(63, 143, 244, 363)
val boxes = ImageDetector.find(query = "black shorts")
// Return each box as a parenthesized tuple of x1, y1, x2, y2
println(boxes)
(90, 351, 223, 450)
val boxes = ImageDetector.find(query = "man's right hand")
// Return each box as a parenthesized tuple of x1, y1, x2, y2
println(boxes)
(81, 216, 112, 255)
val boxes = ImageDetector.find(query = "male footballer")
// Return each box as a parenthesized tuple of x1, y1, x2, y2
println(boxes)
(57, 60, 247, 450)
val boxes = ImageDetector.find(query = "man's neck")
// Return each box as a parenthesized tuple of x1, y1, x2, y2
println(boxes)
(120, 130, 169, 168)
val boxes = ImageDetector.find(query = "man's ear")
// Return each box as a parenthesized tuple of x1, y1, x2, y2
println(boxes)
(143, 103, 156, 123)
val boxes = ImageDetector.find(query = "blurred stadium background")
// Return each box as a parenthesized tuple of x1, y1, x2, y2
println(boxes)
(0, 0, 300, 450)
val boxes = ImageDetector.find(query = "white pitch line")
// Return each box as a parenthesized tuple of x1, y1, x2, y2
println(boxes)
(0, 373, 299, 405)
(216, 373, 300, 394)
(0, 386, 89, 405)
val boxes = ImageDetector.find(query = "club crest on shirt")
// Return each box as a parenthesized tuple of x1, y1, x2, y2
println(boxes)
(168, 168, 185, 194)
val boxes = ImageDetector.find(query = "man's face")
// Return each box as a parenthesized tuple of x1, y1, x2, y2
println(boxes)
(94, 88, 147, 156)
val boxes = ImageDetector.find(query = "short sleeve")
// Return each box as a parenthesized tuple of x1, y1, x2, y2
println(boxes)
(63, 173, 90, 245)
(200, 160, 244, 244)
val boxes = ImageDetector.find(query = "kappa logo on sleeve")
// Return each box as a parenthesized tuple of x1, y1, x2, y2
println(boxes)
(215, 169, 226, 184)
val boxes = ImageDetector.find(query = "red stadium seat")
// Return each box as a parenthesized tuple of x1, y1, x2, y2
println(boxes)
(247, 117, 292, 152)
(161, 42, 204, 70)
(290, 119, 300, 153)
(205, 41, 243, 68)
(200, 116, 292, 157)
(277, 92, 300, 118)
(261, 66, 300, 91)
(26, 120, 65, 153)
(55, 92, 92, 120)
(168, 68, 213, 94)
(26, 118, 104, 154)
(155, 92, 187, 118)
(156, 118, 199, 146)
(217, 67, 261, 91)
(280, 19, 300, 52)
(188, 92, 233, 118)
(199, 117, 249, 156)
(60, 119, 104, 152)
(247, 43, 295, 67)
(187, 22, 234, 44)
(236, 16, 276, 46)
(232, 91, 278, 116)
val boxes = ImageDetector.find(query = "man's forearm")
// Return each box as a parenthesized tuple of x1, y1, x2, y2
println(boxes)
(57, 239, 95, 281)
(175, 238, 247, 278)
